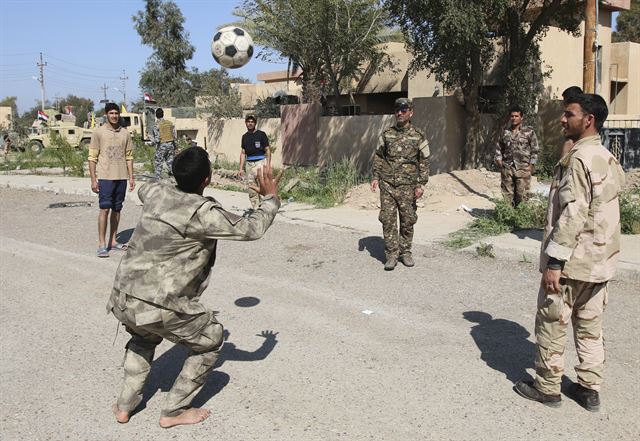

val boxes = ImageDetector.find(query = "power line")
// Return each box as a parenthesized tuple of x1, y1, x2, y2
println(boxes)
(43, 53, 122, 74)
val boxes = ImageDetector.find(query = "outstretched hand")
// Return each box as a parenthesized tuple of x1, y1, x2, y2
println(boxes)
(257, 330, 279, 340)
(248, 165, 283, 198)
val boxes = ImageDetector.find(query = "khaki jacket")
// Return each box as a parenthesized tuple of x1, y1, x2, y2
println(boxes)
(540, 135, 625, 282)
(107, 181, 279, 318)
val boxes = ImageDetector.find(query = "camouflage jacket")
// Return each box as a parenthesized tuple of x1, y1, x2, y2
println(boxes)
(539, 135, 625, 282)
(372, 124, 430, 187)
(495, 126, 539, 170)
(107, 181, 280, 315)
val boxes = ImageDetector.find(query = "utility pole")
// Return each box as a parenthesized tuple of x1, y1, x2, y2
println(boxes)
(54, 94, 62, 112)
(583, 0, 596, 93)
(101, 83, 109, 102)
(119, 69, 128, 105)
(36, 52, 47, 110)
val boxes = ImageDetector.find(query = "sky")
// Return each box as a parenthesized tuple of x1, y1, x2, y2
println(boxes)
(0, 0, 289, 114)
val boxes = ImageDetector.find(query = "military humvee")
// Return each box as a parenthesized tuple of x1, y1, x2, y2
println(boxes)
(27, 109, 93, 153)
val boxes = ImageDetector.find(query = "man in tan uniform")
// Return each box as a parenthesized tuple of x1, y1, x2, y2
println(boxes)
(107, 147, 281, 428)
(88, 102, 135, 257)
(515, 93, 625, 412)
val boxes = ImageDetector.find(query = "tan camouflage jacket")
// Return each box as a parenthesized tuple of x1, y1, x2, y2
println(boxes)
(495, 126, 539, 170)
(372, 124, 430, 187)
(108, 181, 280, 315)
(539, 135, 625, 283)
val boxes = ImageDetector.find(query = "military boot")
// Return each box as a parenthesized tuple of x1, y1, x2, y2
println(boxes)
(399, 254, 414, 267)
(513, 381, 561, 408)
(569, 383, 600, 412)
(384, 257, 397, 271)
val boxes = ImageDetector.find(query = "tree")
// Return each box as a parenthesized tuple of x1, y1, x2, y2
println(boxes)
(58, 95, 94, 128)
(386, 0, 581, 168)
(236, 0, 394, 109)
(133, 0, 196, 106)
(189, 68, 248, 118)
(613, 0, 640, 43)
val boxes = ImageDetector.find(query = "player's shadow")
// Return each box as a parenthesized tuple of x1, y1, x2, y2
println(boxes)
(463, 311, 534, 384)
(135, 329, 278, 413)
(358, 236, 386, 263)
(116, 228, 135, 244)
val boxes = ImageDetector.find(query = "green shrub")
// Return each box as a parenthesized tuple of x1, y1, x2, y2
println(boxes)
(444, 197, 547, 248)
(280, 160, 365, 208)
(620, 189, 640, 234)
(44, 132, 86, 177)
(132, 133, 155, 174)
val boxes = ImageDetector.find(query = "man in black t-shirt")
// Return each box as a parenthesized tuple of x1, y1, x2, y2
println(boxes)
(239, 115, 271, 209)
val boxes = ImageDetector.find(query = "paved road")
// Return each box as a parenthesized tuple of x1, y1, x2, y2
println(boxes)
(1, 188, 638, 441)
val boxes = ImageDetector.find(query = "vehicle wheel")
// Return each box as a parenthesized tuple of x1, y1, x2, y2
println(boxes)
(80, 138, 91, 147)
(29, 141, 44, 154)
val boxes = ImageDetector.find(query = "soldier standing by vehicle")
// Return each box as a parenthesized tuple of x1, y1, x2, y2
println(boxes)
(514, 93, 625, 412)
(152, 108, 177, 179)
(495, 105, 539, 207)
(371, 98, 430, 271)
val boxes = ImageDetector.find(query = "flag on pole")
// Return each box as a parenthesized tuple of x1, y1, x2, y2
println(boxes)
(121, 104, 127, 113)
(37, 110, 49, 121)
(143, 92, 156, 103)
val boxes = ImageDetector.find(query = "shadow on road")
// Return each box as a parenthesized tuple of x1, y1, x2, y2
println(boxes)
(116, 228, 135, 244)
(358, 236, 386, 263)
(513, 229, 543, 241)
(463, 311, 534, 384)
(136, 329, 279, 412)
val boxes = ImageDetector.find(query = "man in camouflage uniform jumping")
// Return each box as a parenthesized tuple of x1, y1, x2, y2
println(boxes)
(107, 147, 281, 428)
(152, 108, 177, 179)
(495, 105, 539, 207)
(371, 98, 430, 271)
(514, 93, 625, 412)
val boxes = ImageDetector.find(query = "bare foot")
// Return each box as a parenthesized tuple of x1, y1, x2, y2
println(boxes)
(112, 404, 130, 424)
(159, 408, 211, 428)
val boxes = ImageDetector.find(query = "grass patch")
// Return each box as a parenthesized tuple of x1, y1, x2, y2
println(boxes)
(280, 160, 366, 208)
(620, 188, 640, 234)
(445, 187, 639, 250)
(444, 197, 546, 249)
(132, 134, 155, 174)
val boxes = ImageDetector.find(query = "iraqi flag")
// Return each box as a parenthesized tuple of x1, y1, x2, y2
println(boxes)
(37, 110, 49, 121)
(143, 92, 156, 104)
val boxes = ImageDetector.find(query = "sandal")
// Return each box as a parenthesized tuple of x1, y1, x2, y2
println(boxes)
(97, 247, 109, 258)
(111, 243, 128, 251)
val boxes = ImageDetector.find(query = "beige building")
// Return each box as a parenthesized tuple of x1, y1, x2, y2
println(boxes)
(241, 1, 634, 117)
(0, 106, 12, 130)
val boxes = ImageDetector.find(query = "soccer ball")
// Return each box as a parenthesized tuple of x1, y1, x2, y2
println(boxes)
(211, 26, 254, 69)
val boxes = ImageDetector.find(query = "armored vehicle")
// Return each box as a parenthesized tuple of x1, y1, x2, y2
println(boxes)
(27, 109, 93, 153)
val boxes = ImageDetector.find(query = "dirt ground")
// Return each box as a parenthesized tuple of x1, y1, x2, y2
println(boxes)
(344, 169, 504, 212)
(344, 167, 640, 211)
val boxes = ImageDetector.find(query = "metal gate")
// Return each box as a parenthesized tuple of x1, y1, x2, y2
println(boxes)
(602, 128, 640, 170)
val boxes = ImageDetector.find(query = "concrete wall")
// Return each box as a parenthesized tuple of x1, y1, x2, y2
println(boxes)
(206, 117, 283, 167)
(610, 42, 640, 115)
(0, 106, 12, 130)
(203, 97, 468, 175)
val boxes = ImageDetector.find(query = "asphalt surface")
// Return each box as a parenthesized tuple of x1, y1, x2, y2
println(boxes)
(0, 188, 639, 441)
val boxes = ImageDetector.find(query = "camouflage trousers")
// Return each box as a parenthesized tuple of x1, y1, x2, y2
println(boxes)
(110, 293, 224, 417)
(534, 279, 608, 395)
(378, 182, 418, 259)
(500, 165, 531, 207)
(154, 142, 176, 179)
(245, 159, 266, 209)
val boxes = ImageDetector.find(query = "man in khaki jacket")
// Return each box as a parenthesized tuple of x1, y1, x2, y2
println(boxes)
(515, 93, 625, 412)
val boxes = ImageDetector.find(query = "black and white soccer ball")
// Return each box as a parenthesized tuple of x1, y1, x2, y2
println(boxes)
(211, 26, 254, 69)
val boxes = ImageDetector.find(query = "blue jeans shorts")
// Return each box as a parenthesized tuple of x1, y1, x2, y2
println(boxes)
(98, 179, 127, 211)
